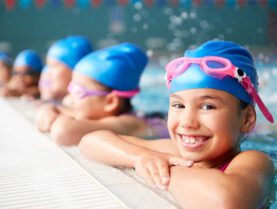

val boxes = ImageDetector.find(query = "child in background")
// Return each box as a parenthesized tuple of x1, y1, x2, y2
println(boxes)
(1, 50, 43, 98)
(79, 40, 274, 209)
(39, 35, 92, 102)
(35, 43, 169, 145)
(0, 52, 13, 90)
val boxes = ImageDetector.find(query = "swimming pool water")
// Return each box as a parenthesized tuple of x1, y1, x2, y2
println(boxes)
(133, 63, 277, 208)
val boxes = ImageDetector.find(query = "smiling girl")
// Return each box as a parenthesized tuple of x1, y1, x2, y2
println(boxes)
(79, 40, 274, 209)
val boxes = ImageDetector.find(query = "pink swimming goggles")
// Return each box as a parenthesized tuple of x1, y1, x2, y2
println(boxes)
(39, 79, 52, 89)
(165, 56, 274, 123)
(67, 82, 139, 99)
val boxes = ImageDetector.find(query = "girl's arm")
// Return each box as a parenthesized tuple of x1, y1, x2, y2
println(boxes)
(50, 114, 150, 146)
(79, 130, 192, 189)
(21, 86, 40, 98)
(168, 150, 274, 209)
(50, 115, 119, 146)
(35, 103, 60, 132)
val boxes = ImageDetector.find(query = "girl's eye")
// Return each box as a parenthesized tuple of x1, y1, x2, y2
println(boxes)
(172, 103, 185, 109)
(202, 104, 215, 110)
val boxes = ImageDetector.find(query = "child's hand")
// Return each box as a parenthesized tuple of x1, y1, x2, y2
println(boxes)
(134, 151, 193, 190)
(35, 104, 60, 132)
(0, 86, 11, 97)
(8, 77, 25, 90)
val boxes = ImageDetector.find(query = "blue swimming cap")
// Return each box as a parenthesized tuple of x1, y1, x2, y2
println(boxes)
(0, 52, 13, 67)
(47, 35, 93, 70)
(14, 50, 43, 73)
(74, 43, 148, 91)
(170, 40, 258, 104)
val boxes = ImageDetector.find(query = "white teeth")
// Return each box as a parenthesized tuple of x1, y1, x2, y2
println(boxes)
(181, 136, 205, 144)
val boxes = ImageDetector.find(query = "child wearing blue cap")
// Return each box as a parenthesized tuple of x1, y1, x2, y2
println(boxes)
(39, 35, 93, 101)
(0, 52, 13, 91)
(78, 40, 274, 208)
(35, 43, 169, 145)
(1, 50, 43, 98)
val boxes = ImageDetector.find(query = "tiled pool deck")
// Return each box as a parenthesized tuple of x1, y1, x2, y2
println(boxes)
(0, 98, 178, 209)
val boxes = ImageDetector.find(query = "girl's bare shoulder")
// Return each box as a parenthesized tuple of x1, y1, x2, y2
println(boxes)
(228, 150, 273, 176)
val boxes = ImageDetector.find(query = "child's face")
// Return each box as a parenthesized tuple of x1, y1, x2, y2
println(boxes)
(167, 88, 246, 163)
(39, 70, 51, 100)
(45, 58, 72, 100)
(9, 66, 39, 89)
(0, 62, 11, 86)
(63, 72, 110, 120)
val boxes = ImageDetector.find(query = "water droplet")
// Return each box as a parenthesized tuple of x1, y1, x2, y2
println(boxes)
(181, 12, 188, 19)
(200, 20, 209, 29)
(143, 24, 149, 30)
(134, 2, 143, 10)
(189, 12, 197, 19)
(133, 14, 141, 22)
(164, 7, 173, 16)
(170, 15, 182, 26)
(190, 27, 197, 34)
(146, 50, 154, 57)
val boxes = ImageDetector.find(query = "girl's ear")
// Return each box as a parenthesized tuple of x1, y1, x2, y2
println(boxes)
(240, 105, 256, 133)
(103, 92, 120, 113)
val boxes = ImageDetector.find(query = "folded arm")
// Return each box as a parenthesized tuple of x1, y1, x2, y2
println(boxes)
(78, 130, 192, 189)
(168, 150, 274, 209)
(50, 114, 143, 146)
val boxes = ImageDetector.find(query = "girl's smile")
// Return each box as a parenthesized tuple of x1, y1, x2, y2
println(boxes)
(177, 134, 210, 149)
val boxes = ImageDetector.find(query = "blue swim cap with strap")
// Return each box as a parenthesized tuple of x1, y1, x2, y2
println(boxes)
(14, 50, 43, 73)
(170, 40, 258, 105)
(74, 43, 148, 92)
(47, 35, 93, 70)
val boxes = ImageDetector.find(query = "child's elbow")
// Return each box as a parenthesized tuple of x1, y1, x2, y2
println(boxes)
(212, 191, 238, 209)
(78, 132, 98, 159)
(173, 189, 240, 209)
(50, 117, 74, 146)
(208, 186, 247, 209)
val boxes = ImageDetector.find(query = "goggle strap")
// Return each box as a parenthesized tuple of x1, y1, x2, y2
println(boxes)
(112, 89, 140, 98)
(241, 77, 274, 123)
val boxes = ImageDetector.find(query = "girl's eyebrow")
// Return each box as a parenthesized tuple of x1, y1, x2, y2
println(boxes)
(169, 93, 182, 99)
(170, 93, 224, 103)
(199, 95, 224, 102)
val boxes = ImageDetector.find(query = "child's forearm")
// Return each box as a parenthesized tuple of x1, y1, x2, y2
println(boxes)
(1, 88, 21, 97)
(168, 166, 263, 209)
(50, 117, 101, 146)
(79, 130, 151, 168)
(57, 106, 76, 118)
(22, 86, 40, 97)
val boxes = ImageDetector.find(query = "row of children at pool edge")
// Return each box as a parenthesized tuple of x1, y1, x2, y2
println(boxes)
(0, 36, 169, 143)
(0, 36, 275, 208)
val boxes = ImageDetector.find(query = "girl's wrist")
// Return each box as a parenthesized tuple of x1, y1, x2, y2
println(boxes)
(131, 148, 153, 168)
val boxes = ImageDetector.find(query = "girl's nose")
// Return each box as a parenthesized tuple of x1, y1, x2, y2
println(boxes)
(179, 108, 200, 130)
